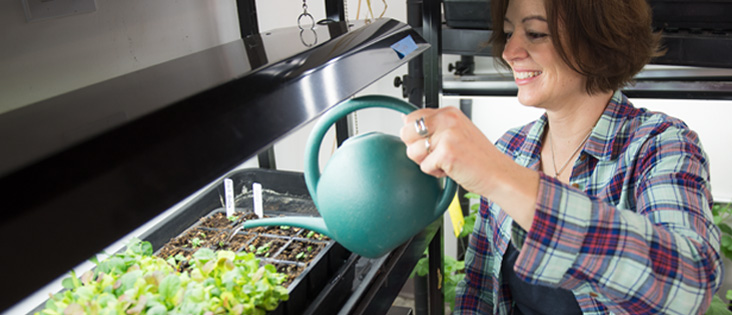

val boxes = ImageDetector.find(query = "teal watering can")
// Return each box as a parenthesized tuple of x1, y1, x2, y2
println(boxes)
(240, 95, 457, 258)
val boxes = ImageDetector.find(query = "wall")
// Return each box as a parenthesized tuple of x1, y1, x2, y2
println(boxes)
(0, 0, 241, 114)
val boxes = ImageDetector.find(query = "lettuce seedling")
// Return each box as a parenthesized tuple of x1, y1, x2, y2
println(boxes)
(36, 238, 288, 315)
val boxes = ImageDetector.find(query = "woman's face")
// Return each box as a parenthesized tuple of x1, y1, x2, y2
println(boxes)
(502, 0, 586, 108)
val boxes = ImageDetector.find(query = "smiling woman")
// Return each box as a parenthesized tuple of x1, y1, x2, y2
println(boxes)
(398, 0, 724, 313)
(491, 0, 665, 95)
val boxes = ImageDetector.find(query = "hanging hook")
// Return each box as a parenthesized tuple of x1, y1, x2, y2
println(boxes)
(298, 0, 315, 30)
(300, 28, 318, 47)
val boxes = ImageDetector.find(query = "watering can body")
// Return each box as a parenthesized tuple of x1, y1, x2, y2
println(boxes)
(241, 95, 457, 258)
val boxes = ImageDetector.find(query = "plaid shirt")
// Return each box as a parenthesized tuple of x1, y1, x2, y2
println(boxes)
(454, 91, 723, 314)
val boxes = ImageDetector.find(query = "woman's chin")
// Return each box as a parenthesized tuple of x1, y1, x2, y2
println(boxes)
(516, 91, 544, 109)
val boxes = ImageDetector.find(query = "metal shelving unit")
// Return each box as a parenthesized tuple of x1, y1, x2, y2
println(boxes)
(0, 10, 432, 312)
(440, 20, 732, 100)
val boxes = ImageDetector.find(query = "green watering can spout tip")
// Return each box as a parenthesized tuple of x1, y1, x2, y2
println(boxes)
(239, 216, 332, 238)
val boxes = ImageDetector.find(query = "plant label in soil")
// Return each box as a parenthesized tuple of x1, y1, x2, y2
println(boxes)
(254, 182, 263, 218)
(225, 178, 235, 217)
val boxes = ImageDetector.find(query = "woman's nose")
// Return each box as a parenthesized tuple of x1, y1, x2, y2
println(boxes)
(502, 34, 528, 62)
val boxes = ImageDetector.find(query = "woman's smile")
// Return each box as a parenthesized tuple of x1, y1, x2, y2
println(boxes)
(513, 70, 543, 84)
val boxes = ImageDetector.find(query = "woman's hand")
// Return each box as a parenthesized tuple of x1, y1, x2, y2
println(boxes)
(399, 106, 540, 230)
(399, 107, 500, 196)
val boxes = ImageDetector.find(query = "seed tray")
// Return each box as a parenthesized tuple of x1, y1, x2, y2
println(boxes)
(138, 168, 351, 315)
(28, 169, 351, 315)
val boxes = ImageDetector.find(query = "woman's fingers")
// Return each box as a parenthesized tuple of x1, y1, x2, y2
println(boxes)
(419, 138, 448, 178)
(405, 131, 435, 164)
(400, 109, 436, 142)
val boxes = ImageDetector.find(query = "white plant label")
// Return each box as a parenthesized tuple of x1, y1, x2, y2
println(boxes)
(224, 178, 235, 217)
(253, 182, 263, 218)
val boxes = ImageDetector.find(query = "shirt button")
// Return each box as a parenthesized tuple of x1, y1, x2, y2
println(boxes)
(571, 183, 580, 189)
(589, 292, 599, 298)
(579, 155, 587, 161)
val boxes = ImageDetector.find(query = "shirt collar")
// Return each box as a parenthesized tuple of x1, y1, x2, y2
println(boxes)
(585, 90, 639, 161)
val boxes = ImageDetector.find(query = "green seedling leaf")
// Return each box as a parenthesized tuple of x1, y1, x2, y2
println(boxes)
(61, 277, 76, 290)
(160, 274, 181, 301)
(190, 237, 203, 248)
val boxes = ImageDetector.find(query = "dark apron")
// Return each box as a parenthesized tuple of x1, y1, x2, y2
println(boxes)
(502, 242, 583, 315)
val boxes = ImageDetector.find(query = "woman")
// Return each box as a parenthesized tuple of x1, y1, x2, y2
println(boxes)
(399, 0, 723, 313)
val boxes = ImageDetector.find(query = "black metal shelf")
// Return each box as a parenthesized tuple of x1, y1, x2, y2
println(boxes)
(0, 18, 428, 313)
(443, 26, 732, 69)
(441, 25, 732, 99)
(443, 70, 732, 100)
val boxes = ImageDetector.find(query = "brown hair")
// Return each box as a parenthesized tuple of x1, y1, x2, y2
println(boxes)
(490, 0, 665, 94)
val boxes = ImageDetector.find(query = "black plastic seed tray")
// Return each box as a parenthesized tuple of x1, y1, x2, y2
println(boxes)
(139, 168, 351, 315)
(28, 169, 351, 315)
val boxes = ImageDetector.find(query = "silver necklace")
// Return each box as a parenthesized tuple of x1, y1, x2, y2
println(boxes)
(548, 128, 593, 178)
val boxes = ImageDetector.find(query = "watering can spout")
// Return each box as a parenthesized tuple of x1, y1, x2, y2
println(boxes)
(239, 217, 332, 238)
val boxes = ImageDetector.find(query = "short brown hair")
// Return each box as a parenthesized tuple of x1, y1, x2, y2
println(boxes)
(491, 0, 665, 94)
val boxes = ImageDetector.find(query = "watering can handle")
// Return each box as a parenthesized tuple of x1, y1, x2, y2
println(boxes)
(304, 95, 457, 214)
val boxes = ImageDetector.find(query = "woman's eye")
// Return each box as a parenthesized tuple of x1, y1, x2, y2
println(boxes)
(504, 32, 514, 40)
(527, 32, 548, 40)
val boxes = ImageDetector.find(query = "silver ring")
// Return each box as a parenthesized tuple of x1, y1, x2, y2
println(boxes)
(415, 117, 429, 137)
(424, 137, 431, 153)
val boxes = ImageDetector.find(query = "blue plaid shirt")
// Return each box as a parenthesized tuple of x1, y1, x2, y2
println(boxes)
(455, 91, 723, 314)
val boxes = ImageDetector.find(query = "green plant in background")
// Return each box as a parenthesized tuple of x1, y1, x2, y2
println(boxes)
(36, 238, 289, 315)
(411, 251, 466, 312)
(713, 202, 732, 265)
(707, 202, 732, 315)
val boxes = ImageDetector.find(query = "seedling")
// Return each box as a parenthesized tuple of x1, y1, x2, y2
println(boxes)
(189, 237, 203, 248)
(255, 242, 273, 256)
(166, 253, 188, 270)
(296, 252, 307, 260)
(37, 239, 290, 314)
(248, 241, 274, 257)
(227, 215, 239, 223)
